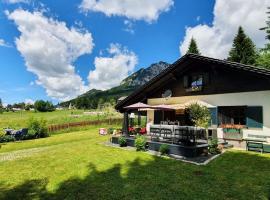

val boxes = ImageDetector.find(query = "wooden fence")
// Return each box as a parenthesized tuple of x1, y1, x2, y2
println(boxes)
(48, 118, 123, 133)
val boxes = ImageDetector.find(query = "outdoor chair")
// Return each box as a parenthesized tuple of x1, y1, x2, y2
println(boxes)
(149, 127, 160, 141)
(160, 128, 173, 143)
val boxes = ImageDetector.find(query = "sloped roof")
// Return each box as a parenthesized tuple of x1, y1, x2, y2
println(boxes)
(115, 53, 270, 111)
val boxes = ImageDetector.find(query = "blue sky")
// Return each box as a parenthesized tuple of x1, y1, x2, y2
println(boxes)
(0, 0, 268, 105)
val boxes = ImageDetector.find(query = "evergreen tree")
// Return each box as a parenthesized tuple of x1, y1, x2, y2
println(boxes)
(255, 7, 270, 68)
(0, 98, 3, 114)
(260, 7, 270, 50)
(228, 26, 257, 65)
(187, 37, 201, 55)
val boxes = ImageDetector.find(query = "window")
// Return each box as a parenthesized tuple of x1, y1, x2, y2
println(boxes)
(184, 74, 204, 92)
(191, 75, 203, 88)
(218, 106, 247, 126)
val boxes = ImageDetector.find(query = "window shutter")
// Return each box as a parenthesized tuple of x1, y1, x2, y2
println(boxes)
(203, 73, 209, 85)
(183, 76, 189, 88)
(209, 107, 218, 126)
(246, 106, 263, 128)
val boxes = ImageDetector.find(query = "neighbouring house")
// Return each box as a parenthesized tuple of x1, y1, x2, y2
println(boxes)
(115, 53, 270, 149)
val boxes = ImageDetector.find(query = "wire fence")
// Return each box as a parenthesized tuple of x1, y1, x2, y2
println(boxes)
(48, 118, 123, 133)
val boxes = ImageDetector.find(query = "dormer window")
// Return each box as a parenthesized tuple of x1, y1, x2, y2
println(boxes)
(184, 73, 208, 92)
(191, 75, 203, 88)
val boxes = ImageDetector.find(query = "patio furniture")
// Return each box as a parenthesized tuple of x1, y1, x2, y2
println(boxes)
(246, 141, 263, 153)
(4, 128, 14, 135)
(13, 128, 28, 140)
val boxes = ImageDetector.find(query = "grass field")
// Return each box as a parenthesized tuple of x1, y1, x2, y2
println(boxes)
(0, 127, 270, 200)
(0, 109, 121, 130)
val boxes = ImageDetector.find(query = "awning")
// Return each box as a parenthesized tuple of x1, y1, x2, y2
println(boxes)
(169, 100, 215, 110)
(124, 102, 153, 110)
(125, 100, 215, 111)
(151, 104, 175, 111)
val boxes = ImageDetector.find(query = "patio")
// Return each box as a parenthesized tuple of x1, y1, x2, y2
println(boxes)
(112, 102, 210, 157)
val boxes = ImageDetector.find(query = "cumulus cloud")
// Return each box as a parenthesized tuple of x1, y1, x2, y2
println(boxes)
(79, 0, 174, 23)
(0, 38, 11, 47)
(7, 9, 94, 101)
(180, 0, 269, 59)
(88, 43, 138, 90)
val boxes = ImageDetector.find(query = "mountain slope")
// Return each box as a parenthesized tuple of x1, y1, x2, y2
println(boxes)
(120, 61, 169, 87)
(60, 61, 170, 109)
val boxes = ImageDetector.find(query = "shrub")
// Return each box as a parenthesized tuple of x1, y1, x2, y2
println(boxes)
(108, 128, 114, 134)
(208, 139, 221, 154)
(27, 118, 49, 138)
(186, 103, 211, 128)
(0, 135, 15, 143)
(159, 144, 169, 155)
(118, 136, 127, 147)
(135, 135, 147, 151)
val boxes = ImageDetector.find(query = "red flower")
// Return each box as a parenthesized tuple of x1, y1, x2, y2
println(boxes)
(140, 127, 146, 135)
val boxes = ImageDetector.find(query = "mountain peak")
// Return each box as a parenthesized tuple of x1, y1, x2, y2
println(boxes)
(120, 61, 170, 87)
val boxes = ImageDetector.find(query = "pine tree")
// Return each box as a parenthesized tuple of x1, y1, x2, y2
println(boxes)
(255, 7, 270, 68)
(260, 7, 270, 50)
(0, 98, 3, 114)
(228, 26, 257, 65)
(187, 37, 201, 55)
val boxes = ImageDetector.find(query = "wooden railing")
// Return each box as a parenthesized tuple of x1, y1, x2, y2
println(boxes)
(48, 118, 122, 132)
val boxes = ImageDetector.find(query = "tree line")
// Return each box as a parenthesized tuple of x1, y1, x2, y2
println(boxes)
(187, 7, 270, 68)
(0, 98, 55, 113)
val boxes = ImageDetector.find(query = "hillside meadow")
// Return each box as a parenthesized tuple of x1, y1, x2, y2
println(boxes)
(0, 109, 122, 130)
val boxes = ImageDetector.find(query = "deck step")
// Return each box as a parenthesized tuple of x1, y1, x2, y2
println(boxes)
(223, 143, 234, 149)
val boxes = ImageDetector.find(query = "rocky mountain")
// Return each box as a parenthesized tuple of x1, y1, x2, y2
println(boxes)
(60, 61, 170, 109)
(120, 61, 170, 87)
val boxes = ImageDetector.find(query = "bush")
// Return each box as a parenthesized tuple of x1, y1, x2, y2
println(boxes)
(135, 135, 147, 151)
(27, 118, 49, 139)
(108, 128, 114, 134)
(187, 103, 211, 128)
(159, 144, 169, 155)
(208, 139, 221, 154)
(0, 135, 15, 143)
(118, 136, 127, 147)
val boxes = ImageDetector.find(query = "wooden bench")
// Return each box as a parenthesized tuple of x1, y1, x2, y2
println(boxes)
(246, 141, 263, 153)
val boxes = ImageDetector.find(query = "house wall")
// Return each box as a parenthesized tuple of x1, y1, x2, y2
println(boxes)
(147, 90, 270, 138)
(147, 61, 270, 99)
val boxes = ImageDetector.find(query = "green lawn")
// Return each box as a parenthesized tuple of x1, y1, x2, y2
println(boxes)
(0, 127, 270, 200)
(0, 109, 121, 130)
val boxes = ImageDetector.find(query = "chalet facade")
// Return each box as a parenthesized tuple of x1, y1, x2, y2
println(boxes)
(115, 54, 270, 148)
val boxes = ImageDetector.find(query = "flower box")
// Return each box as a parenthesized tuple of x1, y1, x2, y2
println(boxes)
(220, 124, 244, 140)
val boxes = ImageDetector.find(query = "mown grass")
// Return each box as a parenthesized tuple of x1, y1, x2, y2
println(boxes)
(0, 127, 270, 200)
(0, 109, 121, 130)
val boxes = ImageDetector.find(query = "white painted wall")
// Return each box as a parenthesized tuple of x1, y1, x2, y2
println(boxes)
(147, 90, 270, 138)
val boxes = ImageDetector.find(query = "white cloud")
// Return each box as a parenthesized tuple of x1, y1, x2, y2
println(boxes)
(79, 0, 174, 23)
(88, 43, 138, 90)
(123, 20, 135, 34)
(3, 0, 29, 4)
(0, 38, 11, 47)
(25, 98, 34, 105)
(180, 0, 269, 59)
(7, 9, 94, 101)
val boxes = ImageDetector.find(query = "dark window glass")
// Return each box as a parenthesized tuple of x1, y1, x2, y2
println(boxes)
(190, 75, 203, 87)
(218, 106, 247, 125)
